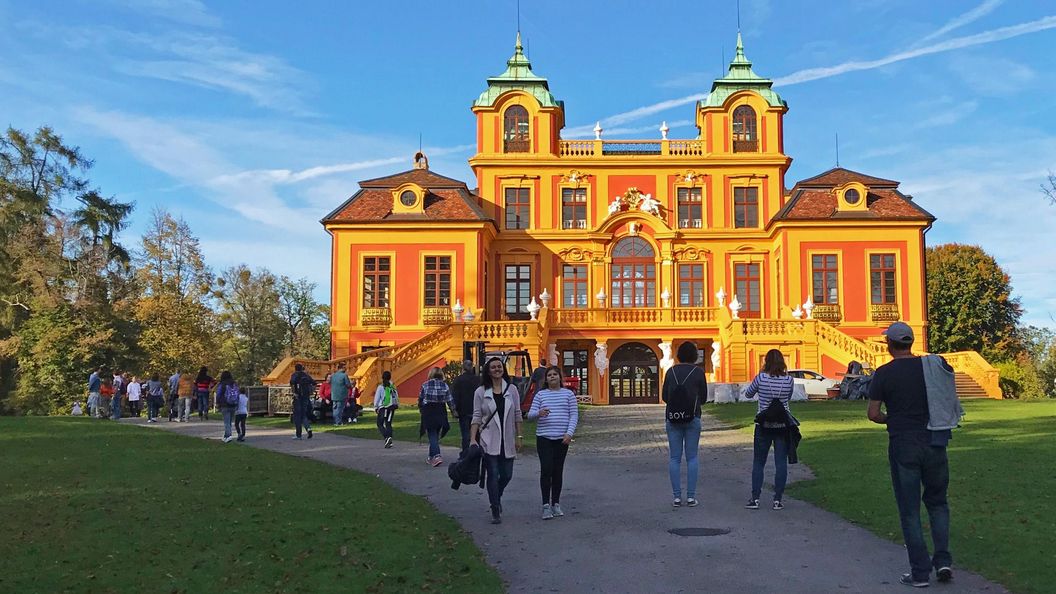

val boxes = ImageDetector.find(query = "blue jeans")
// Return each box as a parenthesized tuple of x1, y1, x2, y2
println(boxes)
(222, 407, 235, 438)
(752, 426, 789, 500)
(332, 400, 345, 425)
(427, 427, 441, 458)
(458, 414, 472, 457)
(666, 417, 701, 499)
(889, 433, 952, 581)
(484, 454, 515, 512)
(292, 396, 312, 437)
(196, 392, 209, 418)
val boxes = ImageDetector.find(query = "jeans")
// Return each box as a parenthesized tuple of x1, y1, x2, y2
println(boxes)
(537, 437, 570, 505)
(332, 400, 345, 425)
(889, 432, 952, 581)
(458, 414, 473, 457)
(147, 398, 160, 420)
(751, 425, 789, 500)
(376, 406, 395, 439)
(129, 400, 141, 417)
(168, 396, 179, 420)
(222, 407, 235, 439)
(196, 392, 209, 419)
(235, 414, 247, 439)
(111, 397, 122, 420)
(180, 397, 193, 421)
(427, 427, 441, 458)
(484, 454, 515, 513)
(292, 396, 312, 437)
(88, 392, 100, 418)
(666, 417, 702, 499)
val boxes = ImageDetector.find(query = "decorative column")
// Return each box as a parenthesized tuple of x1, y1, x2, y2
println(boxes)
(659, 341, 674, 372)
(593, 341, 609, 405)
(710, 341, 722, 383)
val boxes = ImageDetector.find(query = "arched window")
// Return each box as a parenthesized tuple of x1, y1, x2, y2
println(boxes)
(732, 105, 757, 152)
(503, 105, 530, 152)
(611, 237, 656, 308)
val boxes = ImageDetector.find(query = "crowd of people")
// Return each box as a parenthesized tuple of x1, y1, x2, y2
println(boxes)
(79, 365, 249, 443)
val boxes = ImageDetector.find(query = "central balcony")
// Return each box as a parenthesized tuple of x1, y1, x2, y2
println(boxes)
(549, 307, 717, 329)
(558, 139, 705, 158)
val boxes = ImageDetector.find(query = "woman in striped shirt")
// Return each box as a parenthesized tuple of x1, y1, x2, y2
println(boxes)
(743, 349, 795, 511)
(526, 366, 579, 520)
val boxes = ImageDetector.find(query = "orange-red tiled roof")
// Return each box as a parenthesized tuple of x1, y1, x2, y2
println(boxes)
(775, 168, 934, 222)
(795, 167, 899, 188)
(323, 168, 492, 224)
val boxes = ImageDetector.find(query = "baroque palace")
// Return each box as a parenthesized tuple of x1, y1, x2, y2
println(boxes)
(265, 33, 999, 404)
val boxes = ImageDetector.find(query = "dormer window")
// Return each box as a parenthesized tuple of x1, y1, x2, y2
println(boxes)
(732, 105, 758, 153)
(503, 105, 530, 152)
(392, 183, 424, 214)
(836, 182, 869, 213)
(844, 188, 861, 205)
(399, 190, 417, 207)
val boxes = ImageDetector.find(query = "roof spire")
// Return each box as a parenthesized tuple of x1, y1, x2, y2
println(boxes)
(515, 30, 522, 53)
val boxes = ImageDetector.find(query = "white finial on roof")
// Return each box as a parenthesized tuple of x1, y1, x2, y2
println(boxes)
(593, 121, 603, 140)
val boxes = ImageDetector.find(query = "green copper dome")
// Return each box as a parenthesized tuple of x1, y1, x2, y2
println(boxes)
(473, 32, 563, 109)
(700, 33, 786, 109)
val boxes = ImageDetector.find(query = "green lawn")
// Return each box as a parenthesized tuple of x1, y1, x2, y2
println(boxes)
(0, 418, 502, 594)
(707, 399, 1056, 594)
(249, 409, 539, 451)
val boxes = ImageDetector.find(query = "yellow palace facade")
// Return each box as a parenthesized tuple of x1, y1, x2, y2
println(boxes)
(265, 34, 999, 404)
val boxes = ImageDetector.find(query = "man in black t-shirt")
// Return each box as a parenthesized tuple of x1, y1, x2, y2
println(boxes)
(452, 360, 479, 458)
(867, 322, 953, 588)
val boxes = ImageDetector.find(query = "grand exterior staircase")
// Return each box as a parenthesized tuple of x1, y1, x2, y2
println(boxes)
(264, 303, 1000, 403)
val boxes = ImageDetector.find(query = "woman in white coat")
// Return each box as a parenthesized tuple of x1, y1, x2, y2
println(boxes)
(470, 357, 522, 524)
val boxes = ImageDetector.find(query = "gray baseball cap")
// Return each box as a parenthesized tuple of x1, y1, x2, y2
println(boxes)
(882, 321, 914, 344)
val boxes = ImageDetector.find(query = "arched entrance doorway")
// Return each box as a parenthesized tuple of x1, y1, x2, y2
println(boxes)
(609, 342, 659, 404)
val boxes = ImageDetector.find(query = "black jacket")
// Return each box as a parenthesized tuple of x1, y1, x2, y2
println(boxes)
(289, 370, 316, 399)
(754, 404, 802, 464)
(448, 443, 483, 490)
(452, 371, 479, 418)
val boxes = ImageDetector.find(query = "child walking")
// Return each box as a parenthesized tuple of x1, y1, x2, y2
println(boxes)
(235, 388, 249, 442)
(373, 370, 399, 448)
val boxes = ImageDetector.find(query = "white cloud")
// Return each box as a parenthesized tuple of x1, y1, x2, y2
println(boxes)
(565, 14, 1056, 135)
(105, 0, 221, 28)
(917, 101, 978, 128)
(947, 54, 1036, 96)
(915, 0, 1003, 46)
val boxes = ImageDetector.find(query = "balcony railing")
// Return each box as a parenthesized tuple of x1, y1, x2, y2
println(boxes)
(562, 219, 587, 229)
(361, 307, 392, 331)
(423, 306, 452, 326)
(812, 304, 842, 323)
(869, 303, 900, 322)
(556, 139, 705, 158)
(550, 307, 717, 327)
(504, 139, 530, 153)
(733, 139, 759, 153)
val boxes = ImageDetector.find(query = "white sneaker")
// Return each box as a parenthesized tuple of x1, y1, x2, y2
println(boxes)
(551, 503, 564, 517)
(222, 436, 233, 443)
(542, 504, 554, 520)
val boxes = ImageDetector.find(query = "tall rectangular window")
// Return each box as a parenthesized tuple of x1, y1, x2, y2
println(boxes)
(504, 264, 531, 320)
(505, 187, 530, 230)
(362, 256, 390, 308)
(677, 187, 703, 229)
(734, 187, 758, 228)
(562, 264, 588, 308)
(734, 263, 761, 318)
(561, 188, 587, 229)
(811, 254, 839, 304)
(678, 264, 706, 306)
(423, 256, 452, 307)
(870, 254, 897, 304)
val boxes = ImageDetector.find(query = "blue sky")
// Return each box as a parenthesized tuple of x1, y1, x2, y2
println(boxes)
(1, 0, 1054, 327)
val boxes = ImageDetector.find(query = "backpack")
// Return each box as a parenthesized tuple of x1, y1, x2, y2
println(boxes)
(756, 398, 790, 430)
(218, 383, 240, 406)
(665, 365, 699, 423)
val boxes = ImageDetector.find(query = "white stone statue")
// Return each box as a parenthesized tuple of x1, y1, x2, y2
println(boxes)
(660, 287, 671, 308)
(608, 195, 622, 216)
(463, 308, 475, 322)
(594, 342, 609, 373)
(659, 342, 674, 371)
(638, 193, 661, 217)
(539, 288, 551, 309)
(594, 121, 603, 140)
(791, 304, 803, 319)
(803, 295, 815, 319)
(526, 296, 541, 321)
(711, 341, 722, 370)
(729, 294, 742, 319)
(716, 287, 727, 307)
(451, 299, 465, 322)
(547, 343, 559, 366)
(596, 288, 607, 306)
(660, 121, 669, 140)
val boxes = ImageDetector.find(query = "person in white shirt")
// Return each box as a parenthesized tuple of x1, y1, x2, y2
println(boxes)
(126, 376, 142, 417)
(235, 388, 249, 442)
(526, 366, 579, 520)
